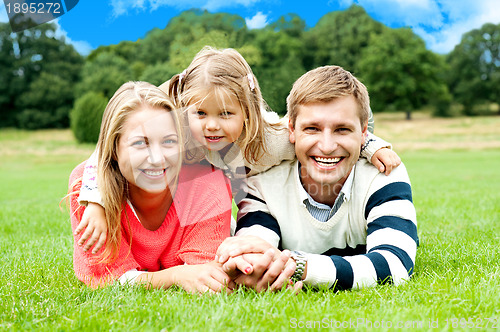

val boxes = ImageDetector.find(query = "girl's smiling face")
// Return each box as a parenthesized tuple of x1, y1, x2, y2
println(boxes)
(186, 88, 245, 152)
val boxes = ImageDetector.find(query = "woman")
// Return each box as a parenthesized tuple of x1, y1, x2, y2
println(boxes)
(68, 81, 233, 293)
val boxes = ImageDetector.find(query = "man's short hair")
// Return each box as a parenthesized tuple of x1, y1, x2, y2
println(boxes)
(286, 65, 370, 127)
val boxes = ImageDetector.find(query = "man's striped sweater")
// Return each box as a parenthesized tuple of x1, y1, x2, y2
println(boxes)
(236, 159, 418, 290)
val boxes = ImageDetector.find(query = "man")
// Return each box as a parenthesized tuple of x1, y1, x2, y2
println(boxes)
(218, 65, 418, 290)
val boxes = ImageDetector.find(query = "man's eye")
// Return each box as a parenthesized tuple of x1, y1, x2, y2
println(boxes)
(304, 127, 318, 131)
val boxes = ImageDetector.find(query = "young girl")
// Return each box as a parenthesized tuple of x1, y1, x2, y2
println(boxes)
(67, 81, 233, 293)
(75, 46, 401, 253)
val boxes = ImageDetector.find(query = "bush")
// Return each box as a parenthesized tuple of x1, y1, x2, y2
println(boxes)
(16, 109, 54, 130)
(70, 92, 108, 143)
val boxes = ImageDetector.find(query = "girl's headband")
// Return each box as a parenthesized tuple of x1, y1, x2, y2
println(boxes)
(179, 69, 187, 83)
(247, 73, 255, 91)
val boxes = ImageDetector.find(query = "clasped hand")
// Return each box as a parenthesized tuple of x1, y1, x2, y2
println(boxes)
(215, 236, 303, 293)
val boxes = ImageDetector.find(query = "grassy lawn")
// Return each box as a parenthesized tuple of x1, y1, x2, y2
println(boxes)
(0, 115, 499, 331)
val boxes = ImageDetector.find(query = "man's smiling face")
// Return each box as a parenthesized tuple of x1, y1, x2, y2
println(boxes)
(289, 95, 367, 202)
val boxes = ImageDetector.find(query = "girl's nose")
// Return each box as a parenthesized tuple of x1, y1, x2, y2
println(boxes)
(205, 117, 220, 131)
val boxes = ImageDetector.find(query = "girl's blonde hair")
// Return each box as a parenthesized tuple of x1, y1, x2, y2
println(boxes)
(90, 81, 183, 263)
(167, 46, 274, 164)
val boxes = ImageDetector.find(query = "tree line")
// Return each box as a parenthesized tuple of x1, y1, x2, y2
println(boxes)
(1, 5, 499, 134)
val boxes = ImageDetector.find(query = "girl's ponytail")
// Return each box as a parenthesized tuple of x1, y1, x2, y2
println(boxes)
(164, 74, 181, 106)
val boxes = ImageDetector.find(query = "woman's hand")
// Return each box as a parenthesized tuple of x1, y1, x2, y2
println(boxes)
(216, 235, 276, 264)
(74, 202, 107, 254)
(138, 261, 235, 294)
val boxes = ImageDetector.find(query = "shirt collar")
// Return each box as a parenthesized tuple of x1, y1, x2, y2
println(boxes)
(295, 160, 355, 207)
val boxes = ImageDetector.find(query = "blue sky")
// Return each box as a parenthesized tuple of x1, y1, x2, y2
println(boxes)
(1, 0, 499, 55)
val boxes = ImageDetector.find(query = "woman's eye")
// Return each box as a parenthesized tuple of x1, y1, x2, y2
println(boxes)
(131, 140, 146, 147)
(163, 138, 178, 145)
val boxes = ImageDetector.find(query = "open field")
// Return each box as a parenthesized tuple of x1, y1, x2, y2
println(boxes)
(0, 114, 499, 331)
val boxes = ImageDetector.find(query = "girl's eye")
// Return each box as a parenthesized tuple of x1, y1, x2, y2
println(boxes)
(196, 110, 206, 117)
(221, 111, 232, 118)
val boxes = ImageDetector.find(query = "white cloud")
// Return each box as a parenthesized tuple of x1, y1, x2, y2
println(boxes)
(203, 0, 258, 11)
(53, 19, 93, 55)
(336, 0, 500, 53)
(412, 0, 500, 53)
(111, 0, 148, 17)
(1, 3, 9, 22)
(245, 12, 269, 29)
(0, 9, 91, 54)
(112, 0, 261, 15)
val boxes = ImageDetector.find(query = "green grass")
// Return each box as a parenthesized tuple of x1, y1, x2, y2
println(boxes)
(1, 124, 499, 331)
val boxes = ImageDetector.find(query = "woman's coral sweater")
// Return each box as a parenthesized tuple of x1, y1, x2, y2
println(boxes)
(69, 161, 232, 288)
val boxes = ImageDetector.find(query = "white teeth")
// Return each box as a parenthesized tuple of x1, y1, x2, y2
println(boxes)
(314, 157, 341, 163)
(144, 170, 164, 176)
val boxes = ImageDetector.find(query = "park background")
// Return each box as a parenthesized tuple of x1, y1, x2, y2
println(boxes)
(1, 1, 499, 330)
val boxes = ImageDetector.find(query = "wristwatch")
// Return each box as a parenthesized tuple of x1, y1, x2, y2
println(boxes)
(290, 250, 308, 282)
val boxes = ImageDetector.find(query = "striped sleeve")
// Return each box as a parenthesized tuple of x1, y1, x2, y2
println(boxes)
(77, 149, 104, 206)
(305, 176, 418, 290)
(235, 176, 282, 248)
(360, 131, 392, 162)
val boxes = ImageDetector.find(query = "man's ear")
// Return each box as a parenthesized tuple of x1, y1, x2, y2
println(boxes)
(361, 121, 368, 140)
(288, 118, 296, 144)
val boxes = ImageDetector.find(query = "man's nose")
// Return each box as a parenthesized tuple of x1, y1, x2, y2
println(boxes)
(318, 132, 337, 154)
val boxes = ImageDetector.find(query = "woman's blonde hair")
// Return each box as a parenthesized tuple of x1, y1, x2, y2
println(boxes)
(94, 81, 183, 263)
(286, 65, 370, 128)
(167, 46, 275, 164)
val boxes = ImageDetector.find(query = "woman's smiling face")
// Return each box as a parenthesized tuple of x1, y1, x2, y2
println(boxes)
(117, 106, 180, 194)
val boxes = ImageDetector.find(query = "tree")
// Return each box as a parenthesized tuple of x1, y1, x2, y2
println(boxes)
(0, 23, 17, 127)
(139, 62, 178, 86)
(16, 72, 74, 128)
(250, 28, 305, 114)
(447, 22, 500, 115)
(358, 28, 450, 119)
(75, 52, 132, 99)
(138, 10, 247, 65)
(0, 22, 83, 128)
(306, 5, 385, 73)
(167, 28, 231, 71)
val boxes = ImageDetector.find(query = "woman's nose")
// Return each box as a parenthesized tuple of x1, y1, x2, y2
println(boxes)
(147, 144, 164, 165)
